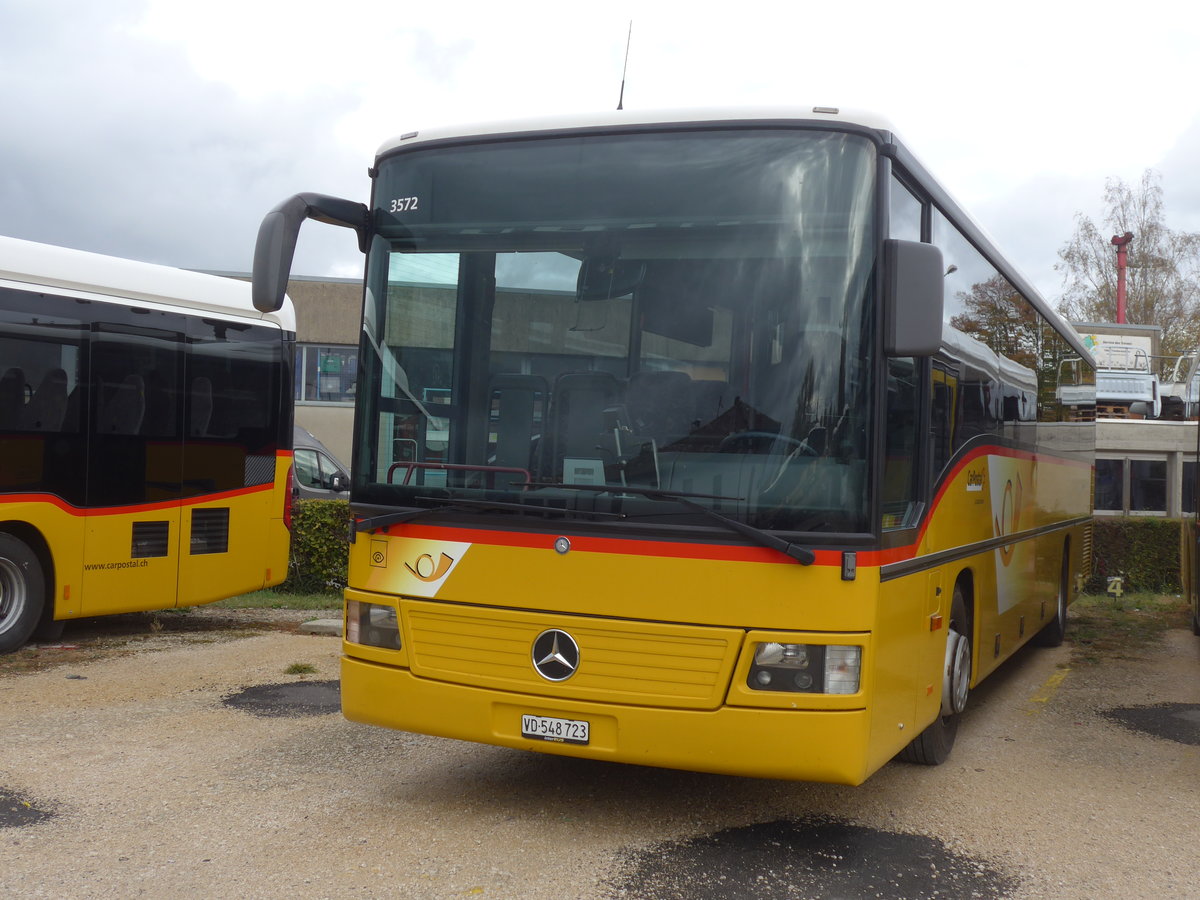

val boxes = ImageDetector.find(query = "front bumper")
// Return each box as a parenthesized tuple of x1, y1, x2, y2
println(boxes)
(341, 655, 875, 785)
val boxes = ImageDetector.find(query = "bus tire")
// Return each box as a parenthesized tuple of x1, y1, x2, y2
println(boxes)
(897, 586, 971, 766)
(0, 533, 46, 653)
(1034, 546, 1070, 648)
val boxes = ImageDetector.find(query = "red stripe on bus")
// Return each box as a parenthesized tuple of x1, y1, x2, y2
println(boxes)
(368, 446, 1089, 570)
(381, 522, 840, 565)
(0, 482, 277, 517)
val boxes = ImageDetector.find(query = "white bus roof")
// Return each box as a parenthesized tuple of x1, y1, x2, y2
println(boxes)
(377, 105, 896, 157)
(0, 235, 295, 332)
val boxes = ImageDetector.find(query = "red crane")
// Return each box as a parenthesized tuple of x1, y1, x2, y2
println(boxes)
(1111, 231, 1133, 324)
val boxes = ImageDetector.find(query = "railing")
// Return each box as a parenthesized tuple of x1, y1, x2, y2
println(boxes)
(387, 461, 530, 490)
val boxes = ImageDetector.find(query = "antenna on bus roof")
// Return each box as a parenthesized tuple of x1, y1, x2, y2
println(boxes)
(617, 21, 632, 110)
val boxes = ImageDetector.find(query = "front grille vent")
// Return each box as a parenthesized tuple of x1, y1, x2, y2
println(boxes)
(191, 507, 230, 555)
(131, 521, 170, 558)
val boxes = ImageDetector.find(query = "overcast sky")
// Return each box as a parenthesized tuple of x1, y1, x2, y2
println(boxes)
(3, 0, 1199, 305)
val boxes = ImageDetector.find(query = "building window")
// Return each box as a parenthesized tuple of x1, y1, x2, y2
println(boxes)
(1183, 461, 1196, 516)
(1096, 456, 1176, 516)
(1129, 459, 1167, 513)
(297, 345, 357, 403)
(1094, 458, 1124, 512)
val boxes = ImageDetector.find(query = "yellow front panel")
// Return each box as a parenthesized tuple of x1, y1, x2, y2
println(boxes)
(342, 446, 1088, 784)
(405, 600, 743, 709)
(355, 528, 872, 632)
(345, 527, 886, 782)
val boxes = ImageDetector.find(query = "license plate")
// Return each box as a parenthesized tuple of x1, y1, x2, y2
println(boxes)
(521, 714, 589, 745)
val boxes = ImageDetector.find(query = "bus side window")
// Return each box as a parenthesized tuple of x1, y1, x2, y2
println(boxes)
(882, 357, 920, 529)
(930, 364, 954, 477)
(98, 374, 146, 435)
(189, 377, 213, 437)
(20, 368, 68, 432)
(0, 367, 26, 430)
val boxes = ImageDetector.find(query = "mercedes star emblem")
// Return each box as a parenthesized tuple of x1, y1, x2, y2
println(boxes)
(531, 629, 580, 681)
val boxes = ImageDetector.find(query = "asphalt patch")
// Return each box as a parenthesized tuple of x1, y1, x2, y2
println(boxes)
(1102, 703, 1200, 746)
(0, 789, 55, 829)
(607, 817, 1018, 900)
(222, 680, 340, 718)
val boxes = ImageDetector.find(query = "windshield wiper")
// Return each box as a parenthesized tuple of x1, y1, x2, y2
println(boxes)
(523, 482, 815, 565)
(353, 495, 622, 536)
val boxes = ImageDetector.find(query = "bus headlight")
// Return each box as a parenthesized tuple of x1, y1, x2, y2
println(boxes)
(346, 600, 401, 650)
(823, 645, 862, 694)
(748, 643, 861, 694)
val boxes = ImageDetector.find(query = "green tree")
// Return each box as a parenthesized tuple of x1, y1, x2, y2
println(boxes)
(1057, 170, 1200, 354)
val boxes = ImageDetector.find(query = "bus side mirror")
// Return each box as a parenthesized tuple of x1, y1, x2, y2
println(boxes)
(883, 239, 944, 357)
(252, 193, 371, 313)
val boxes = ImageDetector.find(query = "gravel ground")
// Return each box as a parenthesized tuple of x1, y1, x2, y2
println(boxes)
(0, 617, 1197, 899)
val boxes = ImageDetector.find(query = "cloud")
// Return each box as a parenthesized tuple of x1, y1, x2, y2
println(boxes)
(3, 0, 1200, 291)
(1160, 113, 1200, 234)
(970, 173, 1103, 305)
(0, 0, 364, 275)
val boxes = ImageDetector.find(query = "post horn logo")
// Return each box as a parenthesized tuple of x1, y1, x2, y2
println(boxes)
(404, 552, 455, 583)
(995, 474, 1023, 565)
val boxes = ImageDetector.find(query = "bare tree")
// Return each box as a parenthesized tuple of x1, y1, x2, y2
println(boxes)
(1057, 170, 1200, 354)
(951, 273, 1041, 371)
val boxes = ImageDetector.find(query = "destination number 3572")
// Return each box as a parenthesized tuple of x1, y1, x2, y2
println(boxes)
(388, 197, 420, 213)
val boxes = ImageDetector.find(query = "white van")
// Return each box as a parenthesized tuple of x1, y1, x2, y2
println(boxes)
(293, 425, 350, 500)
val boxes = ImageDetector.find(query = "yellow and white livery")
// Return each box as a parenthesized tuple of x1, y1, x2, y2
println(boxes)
(254, 107, 1094, 784)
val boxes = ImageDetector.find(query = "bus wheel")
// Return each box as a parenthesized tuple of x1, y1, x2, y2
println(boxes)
(1034, 549, 1070, 647)
(0, 534, 45, 654)
(897, 587, 971, 766)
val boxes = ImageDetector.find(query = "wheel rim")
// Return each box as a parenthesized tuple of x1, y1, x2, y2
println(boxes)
(941, 627, 971, 716)
(0, 556, 28, 634)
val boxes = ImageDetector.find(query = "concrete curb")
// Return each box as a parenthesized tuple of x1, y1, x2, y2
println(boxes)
(298, 618, 343, 636)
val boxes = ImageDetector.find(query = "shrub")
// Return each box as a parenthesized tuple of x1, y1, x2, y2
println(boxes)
(1087, 517, 1181, 594)
(279, 499, 349, 594)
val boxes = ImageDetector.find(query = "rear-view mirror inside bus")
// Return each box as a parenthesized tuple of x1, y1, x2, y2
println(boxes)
(575, 256, 646, 301)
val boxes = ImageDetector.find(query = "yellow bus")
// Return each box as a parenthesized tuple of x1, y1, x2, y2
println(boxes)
(253, 107, 1095, 784)
(0, 236, 295, 652)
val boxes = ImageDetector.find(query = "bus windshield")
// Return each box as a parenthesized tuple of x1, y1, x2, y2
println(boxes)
(355, 129, 877, 534)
